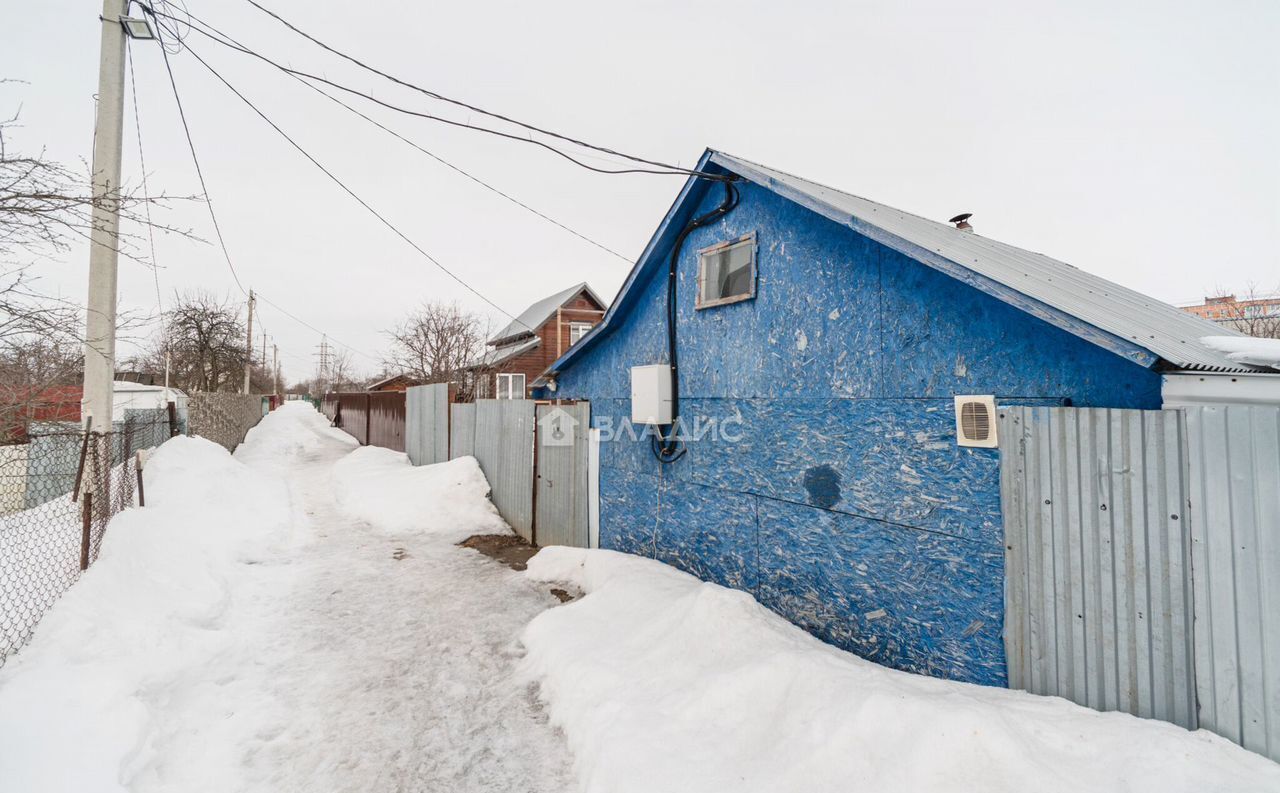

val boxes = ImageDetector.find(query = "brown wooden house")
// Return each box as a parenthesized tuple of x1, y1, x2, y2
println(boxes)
(473, 283, 605, 399)
(365, 373, 420, 393)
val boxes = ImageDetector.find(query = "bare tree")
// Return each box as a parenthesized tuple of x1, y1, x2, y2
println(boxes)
(1, 97, 195, 436)
(132, 290, 251, 393)
(328, 349, 358, 392)
(1, 105, 192, 275)
(0, 270, 82, 440)
(384, 302, 488, 394)
(1208, 285, 1280, 340)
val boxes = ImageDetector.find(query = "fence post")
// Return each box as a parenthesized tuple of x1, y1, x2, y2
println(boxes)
(531, 408, 540, 546)
(80, 492, 92, 571)
(167, 400, 178, 438)
(135, 451, 145, 508)
(71, 416, 92, 502)
(447, 384, 456, 457)
(365, 394, 372, 446)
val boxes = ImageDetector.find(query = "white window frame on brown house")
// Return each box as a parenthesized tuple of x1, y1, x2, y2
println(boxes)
(568, 322, 593, 345)
(496, 372, 526, 400)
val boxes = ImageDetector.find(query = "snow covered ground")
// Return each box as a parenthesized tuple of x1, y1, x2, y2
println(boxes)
(0, 403, 573, 792)
(521, 548, 1280, 793)
(3, 401, 1277, 792)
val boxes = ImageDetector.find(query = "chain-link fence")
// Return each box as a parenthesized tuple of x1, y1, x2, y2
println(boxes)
(0, 409, 176, 666)
(187, 393, 265, 453)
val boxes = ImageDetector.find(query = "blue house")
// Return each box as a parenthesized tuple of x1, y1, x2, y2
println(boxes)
(535, 150, 1251, 687)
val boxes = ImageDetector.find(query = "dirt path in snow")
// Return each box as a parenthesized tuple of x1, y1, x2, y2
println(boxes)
(133, 416, 575, 793)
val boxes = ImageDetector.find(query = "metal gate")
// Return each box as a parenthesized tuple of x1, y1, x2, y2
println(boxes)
(535, 403, 590, 548)
(999, 406, 1196, 728)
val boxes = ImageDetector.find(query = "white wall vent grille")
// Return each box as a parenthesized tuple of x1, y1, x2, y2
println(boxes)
(955, 395, 998, 448)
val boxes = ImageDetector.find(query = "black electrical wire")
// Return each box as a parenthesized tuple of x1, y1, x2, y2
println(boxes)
(126, 43, 165, 318)
(241, 0, 732, 182)
(143, 5, 706, 180)
(256, 294, 378, 363)
(155, 20, 248, 295)
(173, 39, 536, 334)
(652, 179, 740, 464)
(152, 19, 381, 363)
(158, 7, 632, 264)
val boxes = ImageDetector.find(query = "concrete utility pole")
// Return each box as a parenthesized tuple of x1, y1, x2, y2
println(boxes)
(242, 289, 255, 394)
(273, 343, 280, 396)
(82, 0, 130, 431)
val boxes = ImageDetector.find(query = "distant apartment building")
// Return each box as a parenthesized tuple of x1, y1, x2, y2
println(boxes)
(1179, 293, 1280, 337)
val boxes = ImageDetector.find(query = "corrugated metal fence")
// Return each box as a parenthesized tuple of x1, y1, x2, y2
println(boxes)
(1185, 405, 1280, 761)
(1000, 404, 1280, 761)
(1000, 407, 1195, 728)
(323, 392, 405, 452)
(452, 400, 536, 541)
(328, 390, 593, 547)
(367, 393, 406, 451)
(406, 384, 450, 466)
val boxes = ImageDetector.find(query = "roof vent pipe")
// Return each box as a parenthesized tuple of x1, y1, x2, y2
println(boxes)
(949, 213, 974, 232)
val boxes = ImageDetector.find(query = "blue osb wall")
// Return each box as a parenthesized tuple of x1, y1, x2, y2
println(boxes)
(548, 179, 1162, 686)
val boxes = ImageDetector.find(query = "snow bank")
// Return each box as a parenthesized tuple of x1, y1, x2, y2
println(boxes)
(0, 418, 303, 792)
(521, 547, 1280, 793)
(1202, 335, 1280, 368)
(232, 400, 356, 466)
(331, 447, 508, 540)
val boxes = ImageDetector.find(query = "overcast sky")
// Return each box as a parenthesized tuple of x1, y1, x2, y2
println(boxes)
(5, 0, 1278, 384)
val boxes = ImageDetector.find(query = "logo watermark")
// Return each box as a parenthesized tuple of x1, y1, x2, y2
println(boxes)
(538, 407, 579, 447)
(594, 413, 745, 445)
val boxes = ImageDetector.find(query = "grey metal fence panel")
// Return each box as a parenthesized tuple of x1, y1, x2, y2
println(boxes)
(999, 406, 1196, 729)
(535, 403, 590, 548)
(405, 384, 450, 466)
(450, 403, 476, 460)
(1186, 405, 1280, 762)
(472, 400, 535, 541)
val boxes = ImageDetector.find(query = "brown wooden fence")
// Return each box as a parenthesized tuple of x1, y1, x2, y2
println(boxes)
(322, 392, 406, 452)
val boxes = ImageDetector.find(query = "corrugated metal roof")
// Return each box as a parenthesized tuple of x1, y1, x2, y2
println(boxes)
(488, 282, 603, 345)
(478, 336, 539, 367)
(710, 151, 1258, 373)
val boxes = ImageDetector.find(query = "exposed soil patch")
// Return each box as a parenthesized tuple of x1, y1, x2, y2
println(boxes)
(460, 533, 540, 572)
(460, 534, 579, 602)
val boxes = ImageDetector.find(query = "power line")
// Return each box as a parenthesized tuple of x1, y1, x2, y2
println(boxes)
(126, 42, 165, 324)
(163, 8, 632, 264)
(151, 20, 384, 364)
(255, 293, 379, 363)
(242, 0, 729, 181)
(155, 24, 248, 295)
(175, 38, 535, 333)
(144, 7, 695, 180)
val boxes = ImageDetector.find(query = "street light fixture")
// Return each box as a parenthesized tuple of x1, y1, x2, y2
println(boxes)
(120, 16, 156, 40)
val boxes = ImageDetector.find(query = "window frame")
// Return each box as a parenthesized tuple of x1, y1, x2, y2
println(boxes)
(496, 372, 526, 400)
(696, 231, 758, 310)
(568, 321, 593, 345)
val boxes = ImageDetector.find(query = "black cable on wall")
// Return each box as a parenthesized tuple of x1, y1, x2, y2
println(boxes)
(652, 179, 740, 464)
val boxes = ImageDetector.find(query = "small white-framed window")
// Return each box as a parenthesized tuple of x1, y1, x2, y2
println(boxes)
(496, 372, 526, 400)
(568, 322, 593, 345)
(697, 232, 757, 309)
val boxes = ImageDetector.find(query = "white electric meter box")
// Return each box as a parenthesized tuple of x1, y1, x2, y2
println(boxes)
(631, 365, 673, 425)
